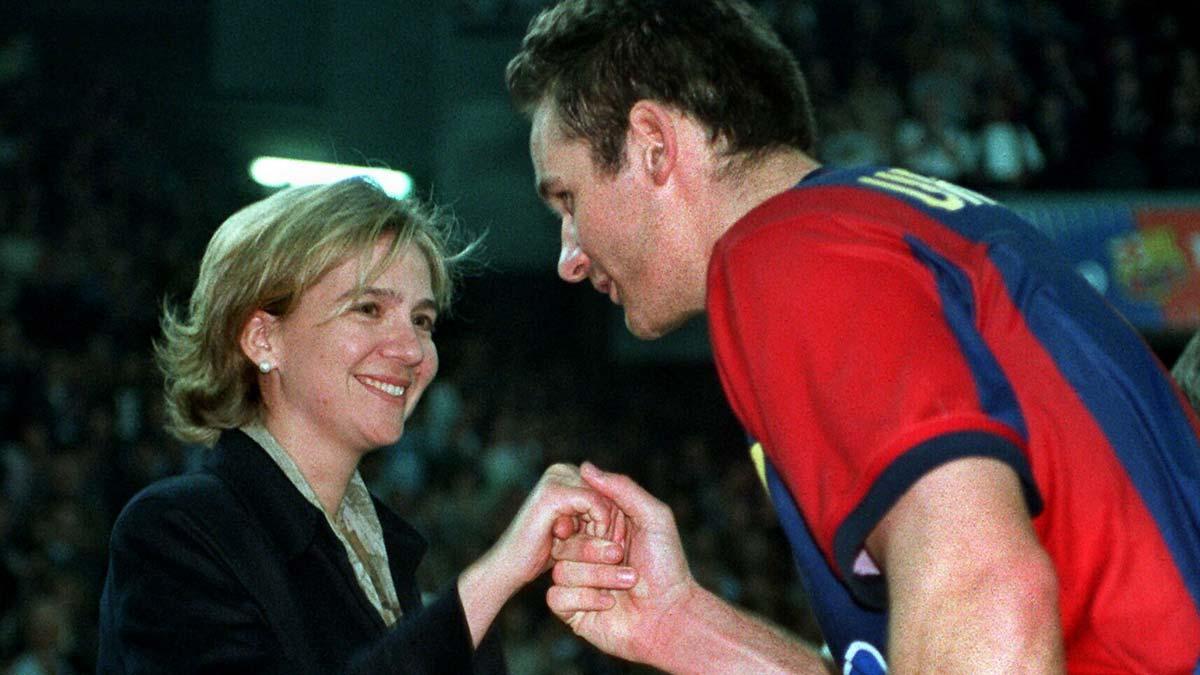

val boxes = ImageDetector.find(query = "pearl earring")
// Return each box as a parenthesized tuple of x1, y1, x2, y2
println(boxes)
(258, 361, 273, 374)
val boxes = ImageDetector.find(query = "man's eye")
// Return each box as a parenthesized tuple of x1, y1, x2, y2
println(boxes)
(557, 191, 574, 214)
(414, 314, 437, 332)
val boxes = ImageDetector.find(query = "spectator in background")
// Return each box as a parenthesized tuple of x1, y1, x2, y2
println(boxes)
(1156, 49, 1200, 188)
(1092, 36, 1153, 188)
(905, 42, 974, 131)
(894, 88, 978, 182)
(1173, 332, 1200, 413)
(977, 90, 1046, 188)
(8, 596, 77, 675)
(843, 59, 902, 151)
(817, 102, 889, 169)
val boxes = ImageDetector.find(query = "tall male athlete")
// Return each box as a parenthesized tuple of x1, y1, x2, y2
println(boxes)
(507, 1, 1200, 673)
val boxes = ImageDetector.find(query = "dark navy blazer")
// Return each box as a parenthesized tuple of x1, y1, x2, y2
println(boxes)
(97, 429, 506, 674)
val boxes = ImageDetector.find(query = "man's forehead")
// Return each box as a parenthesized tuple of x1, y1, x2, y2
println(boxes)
(530, 100, 574, 147)
(529, 105, 572, 185)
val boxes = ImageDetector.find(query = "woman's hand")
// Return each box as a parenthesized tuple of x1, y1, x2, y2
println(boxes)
(457, 463, 637, 646)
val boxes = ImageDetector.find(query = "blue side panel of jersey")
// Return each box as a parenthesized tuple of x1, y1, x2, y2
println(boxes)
(902, 234, 1028, 440)
(760, 449, 888, 671)
(800, 166, 1200, 611)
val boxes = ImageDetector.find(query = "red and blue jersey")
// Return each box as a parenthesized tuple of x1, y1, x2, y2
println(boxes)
(706, 166, 1200, 673)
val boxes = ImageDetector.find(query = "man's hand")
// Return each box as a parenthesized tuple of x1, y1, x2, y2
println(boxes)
(547, 462, 699, 663)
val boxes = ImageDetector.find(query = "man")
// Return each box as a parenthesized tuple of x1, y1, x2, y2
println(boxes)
(507, 1, 1200, 672)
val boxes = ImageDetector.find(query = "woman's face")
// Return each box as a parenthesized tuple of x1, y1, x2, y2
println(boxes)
(265, 238, 439, 455)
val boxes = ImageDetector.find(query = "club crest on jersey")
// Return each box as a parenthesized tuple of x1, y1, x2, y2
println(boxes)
(844, 640, 887, 674)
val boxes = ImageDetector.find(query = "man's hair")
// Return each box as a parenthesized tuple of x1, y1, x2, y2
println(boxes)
(506, 0, 817, 175)
(156, 177, 476, 445)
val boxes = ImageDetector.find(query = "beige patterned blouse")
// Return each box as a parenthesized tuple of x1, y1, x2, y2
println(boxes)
(241, 422, 402, 626)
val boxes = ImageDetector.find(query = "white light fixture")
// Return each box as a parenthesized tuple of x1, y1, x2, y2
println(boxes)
(249, 156, 413, 198)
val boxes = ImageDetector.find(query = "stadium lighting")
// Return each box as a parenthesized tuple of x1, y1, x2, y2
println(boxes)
(249, 156, 413, 198)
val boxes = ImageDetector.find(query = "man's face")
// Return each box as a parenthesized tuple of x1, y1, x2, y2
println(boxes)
(529, 101, 697, 339)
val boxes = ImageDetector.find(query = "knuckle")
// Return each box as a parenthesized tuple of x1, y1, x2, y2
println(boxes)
(551, 562, 570, 585)
(546, 462, 575, 477)
(650, 500, 672, 522)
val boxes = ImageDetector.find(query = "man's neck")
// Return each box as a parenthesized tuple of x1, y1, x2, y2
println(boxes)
(714, 150, 821, 238)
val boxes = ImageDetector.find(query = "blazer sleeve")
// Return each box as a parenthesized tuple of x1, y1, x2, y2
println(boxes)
(98, 489, 284, 674)
(346, 583, 508, 675)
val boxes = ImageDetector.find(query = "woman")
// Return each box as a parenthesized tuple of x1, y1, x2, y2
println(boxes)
(96, 177, 633, 673)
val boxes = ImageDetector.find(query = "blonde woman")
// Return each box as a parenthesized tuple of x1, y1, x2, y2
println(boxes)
(97, 177, 633, 673)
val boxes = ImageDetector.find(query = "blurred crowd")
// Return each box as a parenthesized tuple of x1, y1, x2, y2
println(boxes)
(1, 0, 1197, 672)
(770, 0, 1199, 190)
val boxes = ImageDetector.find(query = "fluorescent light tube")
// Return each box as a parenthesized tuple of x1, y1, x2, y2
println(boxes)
(249, 156, 413, 198)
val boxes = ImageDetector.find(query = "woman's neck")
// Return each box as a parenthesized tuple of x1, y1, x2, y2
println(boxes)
(260, 415, 359, 516)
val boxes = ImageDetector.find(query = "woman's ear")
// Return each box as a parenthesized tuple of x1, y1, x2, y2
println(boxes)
(239, 309, 279, 372)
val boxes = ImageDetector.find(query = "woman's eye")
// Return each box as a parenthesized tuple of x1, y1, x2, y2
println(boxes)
(414, 314, 437, 332)
(353, 302, 380, 317)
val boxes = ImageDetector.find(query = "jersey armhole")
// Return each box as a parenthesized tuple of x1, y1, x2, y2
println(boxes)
(833, 430, 1042, 608)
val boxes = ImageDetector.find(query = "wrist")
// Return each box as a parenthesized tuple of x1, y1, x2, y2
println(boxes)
(457, 551, 518, 648)
(624, 580, 708, 671)
(650, 584, 827, 675)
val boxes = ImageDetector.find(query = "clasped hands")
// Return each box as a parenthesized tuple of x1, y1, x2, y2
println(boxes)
(478, 459, 697, 663)
(537, 462, 698, 663)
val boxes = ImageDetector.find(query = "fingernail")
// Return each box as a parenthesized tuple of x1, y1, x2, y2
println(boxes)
(617, 568, 637, 585)
(602, 543, 623, 562)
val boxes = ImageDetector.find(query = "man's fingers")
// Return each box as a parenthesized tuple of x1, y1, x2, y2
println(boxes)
(541, 465, 616, 538)
(547, 584, 616, 616)
(552, 534, 624, 565)
(553, 560, 638, 589)
(611, 507, 627, 546)
(580, 461, 663, 523)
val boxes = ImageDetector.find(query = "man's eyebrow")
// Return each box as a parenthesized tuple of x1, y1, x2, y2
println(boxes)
(536, 176, 560, 202)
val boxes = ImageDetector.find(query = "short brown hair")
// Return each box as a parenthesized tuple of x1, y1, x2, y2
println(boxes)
(506, 0, 817, 175)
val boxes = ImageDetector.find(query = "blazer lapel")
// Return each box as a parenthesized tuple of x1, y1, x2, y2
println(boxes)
(373, 495, 429, 613)
(203, 430, 387, 633)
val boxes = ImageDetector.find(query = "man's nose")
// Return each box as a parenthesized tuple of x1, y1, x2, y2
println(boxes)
(558, 222, 590, 282)
(558, 242, 591, 282)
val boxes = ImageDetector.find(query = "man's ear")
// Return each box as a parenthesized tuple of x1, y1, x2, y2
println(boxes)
(239, 309, 280, 371)
(627, 100, 678, 186)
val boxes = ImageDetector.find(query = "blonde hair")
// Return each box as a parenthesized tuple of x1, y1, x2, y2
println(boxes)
(157, 177, 477, 445)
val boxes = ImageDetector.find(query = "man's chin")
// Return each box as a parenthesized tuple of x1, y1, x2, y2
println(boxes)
(623, 309, 689, 341)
